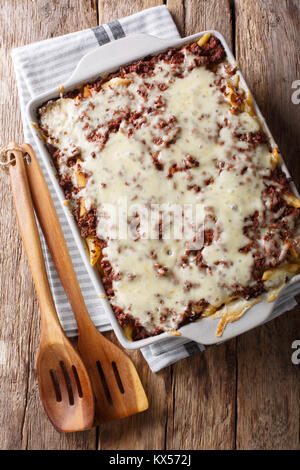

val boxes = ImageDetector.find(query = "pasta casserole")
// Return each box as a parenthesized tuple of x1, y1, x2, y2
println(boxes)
(37, 34, 300, 340)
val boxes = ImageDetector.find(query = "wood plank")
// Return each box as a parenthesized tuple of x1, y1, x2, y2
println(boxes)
(235, 0, 300, 450)
(97, 0, 170, 450)
(164, 0, 236, 451)
(166, 341, 237, 450)
(0, 0, 98, 450)
(98, 332, 171, 450)
(236, 310, 300, 450)
(98, 0, 164, 24)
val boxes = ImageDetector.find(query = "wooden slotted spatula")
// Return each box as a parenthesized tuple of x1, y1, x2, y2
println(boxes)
(8, 144, 95, 433)
(22, 143, 149, 423)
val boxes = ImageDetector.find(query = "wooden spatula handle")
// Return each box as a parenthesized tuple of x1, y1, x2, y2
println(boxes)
(22, 144, 94, 334)
(8, 144, 62, 334)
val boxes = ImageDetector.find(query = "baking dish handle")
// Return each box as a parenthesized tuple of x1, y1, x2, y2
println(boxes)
(64, 34, 179, 88)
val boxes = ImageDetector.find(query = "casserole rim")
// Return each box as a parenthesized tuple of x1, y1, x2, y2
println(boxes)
(26, 30, 300, 349)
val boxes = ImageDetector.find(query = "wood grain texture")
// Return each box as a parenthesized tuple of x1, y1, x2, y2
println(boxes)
(235, 0, 300, 450)
(98, 0, 164, 23)
(166, 342, 237, 450)
(166, 0, 185, 35)
(98, 333, 170, 450)
(1, 0, 300, 451)
(235, 0, 300, 186)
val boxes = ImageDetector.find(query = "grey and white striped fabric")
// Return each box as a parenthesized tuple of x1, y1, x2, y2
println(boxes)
(11, 5, 300, 372)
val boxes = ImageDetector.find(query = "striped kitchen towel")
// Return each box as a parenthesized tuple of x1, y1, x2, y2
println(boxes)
(11, 5, 300, 373)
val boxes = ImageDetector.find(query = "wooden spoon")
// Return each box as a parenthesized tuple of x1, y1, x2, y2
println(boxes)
(8, 144, 95, 433)
(22, 143, 149, 423)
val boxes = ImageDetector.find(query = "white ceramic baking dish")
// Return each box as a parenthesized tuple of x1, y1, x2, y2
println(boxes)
(26, 31, 300, 350)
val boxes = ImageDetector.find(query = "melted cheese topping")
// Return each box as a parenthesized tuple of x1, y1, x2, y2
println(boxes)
(40, 45, 278, 333)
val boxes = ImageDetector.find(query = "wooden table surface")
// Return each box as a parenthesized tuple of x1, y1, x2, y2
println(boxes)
(1, 0, 300, 450)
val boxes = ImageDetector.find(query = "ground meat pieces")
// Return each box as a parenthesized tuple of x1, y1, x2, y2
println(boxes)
(252, 258, 266, 281)
(152, 152, 164, 170)
(74, 206, 97, 238)
(263, 186, 284, 213)
(45, 142, 58, 155)
(179, 299, 209, 327)
(183, 155, 200, 169)
(268, 167, 291, 188)
(187, 184, 201, 192)
(153, 264, 168, 277)
(189, 36, 225, 65)
(204, 229, 214, 245)
(100, 258, 114, 298)
(168, 155, 199, 178)
(237, 130, 268, 148)
(163, 48, 185, 64)
(231, 282, 265, 300)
